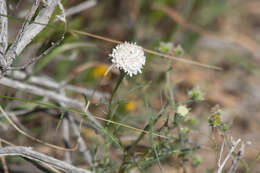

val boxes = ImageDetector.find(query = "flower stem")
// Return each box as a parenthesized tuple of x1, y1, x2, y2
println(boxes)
(106, 71, 125, 125)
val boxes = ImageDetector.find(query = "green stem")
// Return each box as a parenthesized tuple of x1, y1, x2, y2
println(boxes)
(106, 71, 125, 125)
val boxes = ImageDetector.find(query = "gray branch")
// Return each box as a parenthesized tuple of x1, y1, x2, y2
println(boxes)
(0, 77, 84, 107)
(7, 0, 58, 59)
(0, 0, 60, 75)
(14, 0, 41, 48)
(227, 141, 251, 173)
(0, 75, 103, 129)
(59, 87, 94, 166)
(62, 114, 72, 163)
(217, 137, 241, 173)
(65, 0, 97, 17)
(8, 71, 110, 100)
(0, 0, 8, 55)
(69, 114, 93, 166)
(0, 146, 92, 173)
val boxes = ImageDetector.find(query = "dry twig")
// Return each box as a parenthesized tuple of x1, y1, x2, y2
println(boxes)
(0, 141, 9, 173)
(217, 136, 251, 173)
(7, 70, 109, 100)
(0, 146, 92, 173)
(69, 114, 93, 166)
(65, 0, 96, 17)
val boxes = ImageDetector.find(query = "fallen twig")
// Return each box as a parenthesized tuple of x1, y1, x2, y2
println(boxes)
(0, 146, 92, 173)
(65, 0, 96, 17)
(69, 114, 93, 166)
(62, 113, 72, 163)
(0, 77, 85, 107)
(7, 70, 109, 100)
(0, 141, 9, 173)
(0, 0, 8, 56)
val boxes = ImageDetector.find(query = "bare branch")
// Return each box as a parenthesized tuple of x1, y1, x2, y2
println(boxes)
(13, 0, 41, 49)
(65, 0, 97, 17)
(59, 87, 94, 166)
(0, 146, 92, 173)
(227, 141, 251, 173)
(0, 141, 9, 173)
(217, 139, 225, 168)
(7, 0, 58, 58)
(0, 75, 103, 132)
(69, 114, 93, 166)
(0, 0, 8, 55)
(0, 0, 60, 76)
(0, 77, 85, 107)
(7, 71, 110, 100)
(9, 1, 67, 71)
(217, 137, 241, 173)
(62, 114, 72, 163)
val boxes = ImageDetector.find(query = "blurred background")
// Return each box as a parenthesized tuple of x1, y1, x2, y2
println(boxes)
(1, 0, 260, 172)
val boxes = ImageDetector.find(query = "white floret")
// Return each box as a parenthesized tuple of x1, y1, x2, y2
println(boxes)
(109, 42, 146, 77)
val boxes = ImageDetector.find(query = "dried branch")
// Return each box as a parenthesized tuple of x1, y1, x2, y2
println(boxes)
(0, 0, 8, 55)
(65, 0, 97, 17)
(227, 141, 251, 173)
(10, 0, 67, 71)
(0, 141, 9, 173)
(0, 77, 85, 107)
(0, 0, 62, 76)
(59, 87, 94, 166)
(0, 146, 92, 173)
(0, 74, 103, 132)
(5, 0, 58, 63)
(59, 88, 72, 164)
(62, 113, 72, 163)
(7, 71, 109, 100)
(216, 136, 251, 173)
(12, 0, 41, 50)
(217, 137, 241, 173)
(23, 157, 62, 173)
(69, 114, 93, 166)
(217, 138, 225, 169)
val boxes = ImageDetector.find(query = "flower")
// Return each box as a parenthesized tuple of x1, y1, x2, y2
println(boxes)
(188, 87, 204, 101)
(174, 44, 184, 56)
(109, 42, 146, 77)
(158, 42, 173, 53)
(208, 107, 222, 127)
(125, 100, 136, 111)
(176, 105, 189, 117)
(93, 65, 110, 78)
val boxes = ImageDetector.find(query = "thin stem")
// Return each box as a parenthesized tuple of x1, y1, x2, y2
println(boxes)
(107, 71, 125, 124)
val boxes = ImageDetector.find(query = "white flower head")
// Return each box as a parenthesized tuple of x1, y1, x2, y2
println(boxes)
(176, 105, 190, 117)
(109, 42, 146, 77)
